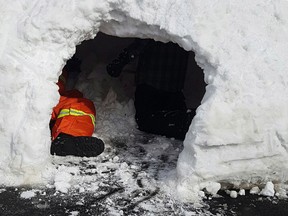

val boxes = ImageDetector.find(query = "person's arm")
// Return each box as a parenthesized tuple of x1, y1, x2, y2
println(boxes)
(106, 39, 149, 77)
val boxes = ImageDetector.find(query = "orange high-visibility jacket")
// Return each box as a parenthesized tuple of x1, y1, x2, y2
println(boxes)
(51, 70, 96, 140)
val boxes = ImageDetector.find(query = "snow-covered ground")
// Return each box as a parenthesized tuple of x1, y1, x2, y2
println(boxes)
(1, 0, 288, 203)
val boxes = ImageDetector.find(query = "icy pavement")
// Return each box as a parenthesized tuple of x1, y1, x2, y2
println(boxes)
(1, 131, 288, 215)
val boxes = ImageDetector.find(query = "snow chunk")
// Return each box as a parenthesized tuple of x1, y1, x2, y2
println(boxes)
(250, 186, 260, 195)
(260, 181, 275, 197)
(202, 182, 221, 195)
(238, 189, 245, 196)
(69, 211, 79, 216)
(53, 165, 79, 193)
(20, 190, 37, 199)
(230, 190, 238, 198)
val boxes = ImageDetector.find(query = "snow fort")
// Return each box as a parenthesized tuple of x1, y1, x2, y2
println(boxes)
(1, 0, 288, 201)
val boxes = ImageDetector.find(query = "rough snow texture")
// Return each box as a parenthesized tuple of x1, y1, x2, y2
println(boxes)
(260, 181, 275, 197)
(1, 0, 288, 201)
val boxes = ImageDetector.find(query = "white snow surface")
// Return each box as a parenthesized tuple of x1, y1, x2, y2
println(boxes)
(20, 189, 39, 199)
(260, 181, 275, 197)
(0, 0, 288, 202)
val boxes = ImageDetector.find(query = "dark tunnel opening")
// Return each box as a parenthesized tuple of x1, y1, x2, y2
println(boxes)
(51, 32, 207, 157)
(73, 32, 206, 110)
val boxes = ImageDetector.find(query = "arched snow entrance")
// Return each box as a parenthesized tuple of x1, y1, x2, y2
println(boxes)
(69, 32, 205, 119)
(1, 0, 288, 200)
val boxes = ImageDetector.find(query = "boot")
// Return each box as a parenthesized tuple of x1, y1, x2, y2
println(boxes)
(51, 133, 105, 157)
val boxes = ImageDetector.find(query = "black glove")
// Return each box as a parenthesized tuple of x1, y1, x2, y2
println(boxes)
(106, 49, 133, 77)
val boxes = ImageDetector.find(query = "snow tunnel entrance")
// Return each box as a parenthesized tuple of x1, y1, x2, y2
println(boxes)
(3, 0, 288, 199)
(52, 32, 206, 153)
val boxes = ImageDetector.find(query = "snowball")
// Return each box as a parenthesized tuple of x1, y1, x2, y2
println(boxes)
(230, 190, 238, 198)
(238, 189, 245, 196)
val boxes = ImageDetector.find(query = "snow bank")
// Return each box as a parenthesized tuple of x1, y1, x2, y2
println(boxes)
(177, 0, 288, 200)
(1, 0, 288, 201)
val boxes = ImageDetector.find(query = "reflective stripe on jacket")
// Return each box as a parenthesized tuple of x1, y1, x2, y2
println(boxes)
(58, 108, 95, 126)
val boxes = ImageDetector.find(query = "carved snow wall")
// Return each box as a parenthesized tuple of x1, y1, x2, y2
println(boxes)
(1, 0, 288, 199)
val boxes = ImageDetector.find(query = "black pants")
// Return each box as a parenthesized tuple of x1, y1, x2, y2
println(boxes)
(134, 84, 195, 140)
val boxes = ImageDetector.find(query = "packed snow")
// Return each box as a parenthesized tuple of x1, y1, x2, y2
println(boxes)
(0, 0, 288, 204)
(20, 189, 37, 199)
(260, 181, 275, 197)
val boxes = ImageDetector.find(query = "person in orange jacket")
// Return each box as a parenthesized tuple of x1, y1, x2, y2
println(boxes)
(50, 57, 104, 157)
